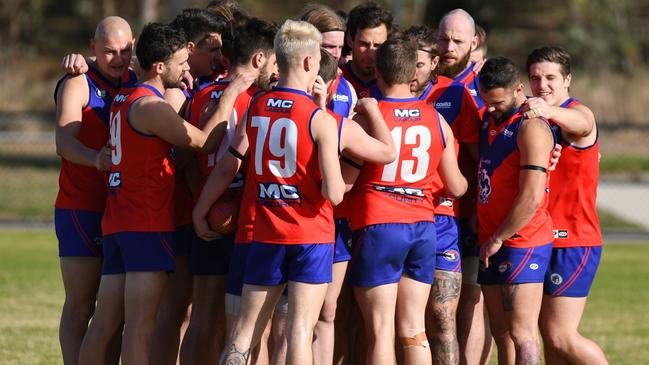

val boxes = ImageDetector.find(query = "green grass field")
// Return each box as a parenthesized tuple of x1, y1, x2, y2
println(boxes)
(0, 230, 648, 364)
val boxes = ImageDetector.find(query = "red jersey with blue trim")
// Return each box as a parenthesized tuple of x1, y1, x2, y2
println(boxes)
(102, 84, 176, 234)
(421, 76, 480, 217)
(347, 97, 446, 230)
(323, 110, 346, 219)
(477, 107, 554, 248)
(246, 86, 333, 244)
(54, 65, 137, 212)
(341, 62, 382, 99)
(548, 98, 602, 247)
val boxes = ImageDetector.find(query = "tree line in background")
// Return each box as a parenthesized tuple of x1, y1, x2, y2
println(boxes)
(1, 0, 648, 75)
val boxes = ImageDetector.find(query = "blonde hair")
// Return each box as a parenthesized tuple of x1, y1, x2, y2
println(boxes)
(274, 20, 322, 73)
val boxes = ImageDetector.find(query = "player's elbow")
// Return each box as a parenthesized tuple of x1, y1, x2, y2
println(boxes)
(322, 184, 345, 206)
(446, 176, 468, 199)
(382, 146, 397, 164)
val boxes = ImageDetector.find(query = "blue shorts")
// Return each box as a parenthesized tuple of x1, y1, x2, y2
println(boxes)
(435, 215, 462, 273)
(55, 208, 103, 257)
(244, 242, 334, 285)
(349, 222, 437, 287)
(478, 242, 553, 285)
(334, 218, 352, 263)
(189, 234, 234, 276)
(226, 243, 250, 296)
(544, 246, 602, 297)
(458, 218, 479, 258)
(102, 232, 176, 274)
(174, 224, 193, 257)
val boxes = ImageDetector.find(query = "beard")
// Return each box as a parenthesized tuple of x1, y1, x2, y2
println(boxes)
(411, 72, 434, 96)
(438, 50, 471, 79)
(162, 70, 184, 89)
(494, 98, 519, 124)
(257, 62, 271, 90)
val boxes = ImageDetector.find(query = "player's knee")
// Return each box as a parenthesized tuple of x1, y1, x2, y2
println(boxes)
(62, 298, 95, 322)
(428, 310, 456, 335)
(399, 328, 429, 349)
(318, 299, 337, 323)
(541, 330, 573, 353)
(510, 327, 539, 347)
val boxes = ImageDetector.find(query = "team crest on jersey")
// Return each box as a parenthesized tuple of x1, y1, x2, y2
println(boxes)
(443, 249, 460, 262)
(478, 166, 492, 204)
(498, 261, 512, 273)
(550, 273, 563, 285)
(359, 90, 369, 98)
(96, 88, 108, 99)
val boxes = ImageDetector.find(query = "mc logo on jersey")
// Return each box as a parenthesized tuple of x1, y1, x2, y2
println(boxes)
(394, 108, 421, 118)
(114, 94, 128, 103)
(211, 90, 223, 99)
(108, 172, 121, 188)
(258, 183, 301, 200)
(266, 98, 294, 109)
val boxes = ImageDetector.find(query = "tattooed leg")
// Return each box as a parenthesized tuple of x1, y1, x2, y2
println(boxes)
(220, 343, 250, 365)
(426, 270, 462, 365)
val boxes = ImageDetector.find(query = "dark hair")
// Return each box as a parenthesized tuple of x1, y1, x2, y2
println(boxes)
(206, 0, 248, 22)
(299, 4, 346, 33)
(136, 22, 187, 71)
(318, 48, 338, 83)
(526, 46, 571, 77)
(479, 56, 520, 91)
(475, 24, 487, 55)
(403, 25, 438, 59)
(222, 17, 277, 67)
(169, 8, 227, 46)
(376, 34, 417, 85)
(347, 1, 394, 41)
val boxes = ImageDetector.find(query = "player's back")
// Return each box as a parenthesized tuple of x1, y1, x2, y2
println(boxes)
(102, 84, 175, 235)
(548, 98, 602, 247)
(246, 86, 333, 244)
(477, 108, 553, 247)
(348, 97, 445, 230)
(54, 66, 137, 212)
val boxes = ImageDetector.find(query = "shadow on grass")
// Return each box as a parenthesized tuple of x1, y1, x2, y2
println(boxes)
(0, 153, 59, 170)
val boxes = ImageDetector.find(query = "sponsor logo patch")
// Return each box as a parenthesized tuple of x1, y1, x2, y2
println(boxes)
(498, 261, 512, 273)
(529, 263, 539, 270)
(553, 229, 569, 239)
(550, 273, 563, 285)
(443, 249, 460, 262)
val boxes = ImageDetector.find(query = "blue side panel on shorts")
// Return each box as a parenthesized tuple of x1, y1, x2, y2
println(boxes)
(55, 208, 103, 257)
(349, 222, 437, 286)
(544, 246, 602, 297)
(226, 243, 251, 296)
(334, 218, 352, 263)
(102, 232, 176, 274)
(435, 215, 462, 272)
(174, 224, 194, 257)
(190, 234, 235, 276)
(478, 242, 553, 285)
(244, 242, 334, 285)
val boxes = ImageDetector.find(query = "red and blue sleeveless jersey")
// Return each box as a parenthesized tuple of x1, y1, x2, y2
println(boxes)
(102, 84, 176, 234)
(453, 63, 484, 110)
(347, 97, 446, 230)
(341, 62, 382, 99)
(186, 80, 257, 186)
(54, 65, 137, 212)
(327, 72, 357, 118)
(477, 107, 554, 248)
(548, 98, 602, 247)
(421, 76, 480, 217)
(246, 87, 333, 244)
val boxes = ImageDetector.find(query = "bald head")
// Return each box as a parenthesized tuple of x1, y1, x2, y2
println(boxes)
(92, 16, 134, 81)
(439, 9, 475, 37)
(94, 16, 133, 42)
(436, 8, 477, 78)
